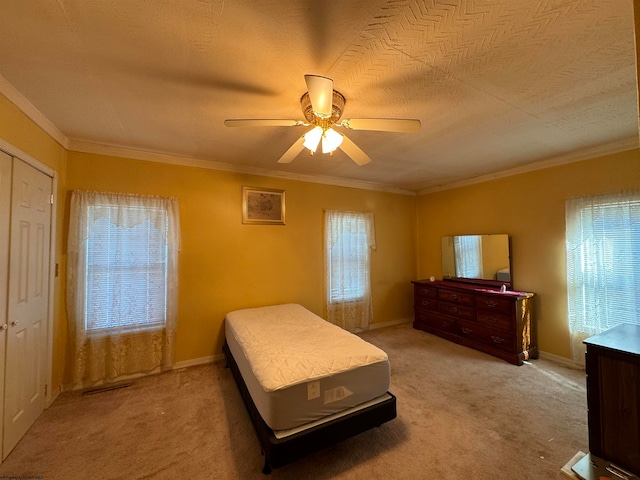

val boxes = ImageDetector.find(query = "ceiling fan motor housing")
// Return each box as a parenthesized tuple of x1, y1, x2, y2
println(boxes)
(301, 90, 345, 127)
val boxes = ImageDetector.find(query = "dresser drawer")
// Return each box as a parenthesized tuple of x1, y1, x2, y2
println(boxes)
(457, 320, 514, 352)
(475, 294, 512, 314)
(476, 310, 512, 332)
(438, 289, 474, 307)
(438, 301, 475, 321)
(414, 309, 456, 333)
(414, 284, 438, 311)
(415, 285, 437, 299)
(414, 294, 437, 311)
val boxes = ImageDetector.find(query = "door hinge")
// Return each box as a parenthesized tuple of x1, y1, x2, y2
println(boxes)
(49, 194, 54, 205)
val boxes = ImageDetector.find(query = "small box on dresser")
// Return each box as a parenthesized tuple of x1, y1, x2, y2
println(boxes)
(412, 279, 537, 365)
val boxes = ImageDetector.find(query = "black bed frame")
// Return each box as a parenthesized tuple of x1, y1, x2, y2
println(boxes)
(223, 341, 397, 474)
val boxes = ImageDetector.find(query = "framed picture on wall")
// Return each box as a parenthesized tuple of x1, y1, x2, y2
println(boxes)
(242, 186, 286, 225)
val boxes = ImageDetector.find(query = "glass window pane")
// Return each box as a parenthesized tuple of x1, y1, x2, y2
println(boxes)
(84, 206, 168, 332)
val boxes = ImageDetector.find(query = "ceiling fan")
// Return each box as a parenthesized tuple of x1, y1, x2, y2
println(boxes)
(224, 74, 421, 166)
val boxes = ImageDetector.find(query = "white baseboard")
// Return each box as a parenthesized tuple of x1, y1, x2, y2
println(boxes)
(173, 354, 223, 369)
(357, 317, 412, 333)
(45, 390, 60, 409)
(538, 350, 584, 370)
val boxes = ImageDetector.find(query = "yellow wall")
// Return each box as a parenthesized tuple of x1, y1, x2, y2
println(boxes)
(64, 152, 417, 377)
(416, 148, 640, 359)
(2, 83, 640, 389)
(0, 96, 66, 170)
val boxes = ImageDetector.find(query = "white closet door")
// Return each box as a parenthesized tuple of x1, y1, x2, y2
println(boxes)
(3, 157, 52, 459)
(0, 152, 11, 458)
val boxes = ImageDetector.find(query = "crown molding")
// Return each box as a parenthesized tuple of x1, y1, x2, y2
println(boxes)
(3, 73, 634, 198)
(417, 137, 639, 195)
(0, 72, 413, 195)
(0, 73, 69, 149)
(68, 139, 417, 196)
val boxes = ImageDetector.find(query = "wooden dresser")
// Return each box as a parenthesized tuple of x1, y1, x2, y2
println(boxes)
(579, 324, 640, 477)
(412, 279, 537, 365)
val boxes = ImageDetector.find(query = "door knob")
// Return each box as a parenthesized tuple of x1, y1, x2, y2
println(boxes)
(10, 320, 18, 327)
(0, 324, 6, 330)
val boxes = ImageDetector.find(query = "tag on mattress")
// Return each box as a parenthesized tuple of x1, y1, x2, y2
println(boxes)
(307, 380, 320, 400)
(324, 386, 353, 405)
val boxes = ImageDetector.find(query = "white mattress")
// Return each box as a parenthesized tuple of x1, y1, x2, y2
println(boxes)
(225, 304, 390, 430)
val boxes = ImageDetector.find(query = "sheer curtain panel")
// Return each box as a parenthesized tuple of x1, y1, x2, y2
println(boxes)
(324, 210, 376, 332)
(67, 191, 180, 388)
(453, 235, 483, 278)
(565, 191, 640, 365)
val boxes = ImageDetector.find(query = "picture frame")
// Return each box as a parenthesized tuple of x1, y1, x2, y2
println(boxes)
(242, 186, 286, 225)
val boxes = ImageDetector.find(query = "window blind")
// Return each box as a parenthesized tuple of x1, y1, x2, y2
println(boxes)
(84, 206, 168, 332)
(566, 193, 640, 339)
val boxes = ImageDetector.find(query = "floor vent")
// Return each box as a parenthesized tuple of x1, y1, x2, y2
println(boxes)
(82, 381, 133, 396)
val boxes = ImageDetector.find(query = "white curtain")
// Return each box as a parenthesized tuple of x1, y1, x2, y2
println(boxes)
(67, 190, 180, 388)
(566, 191, 640, 365)
(324, 210, 376, 332)
(454, 235, 483, 278)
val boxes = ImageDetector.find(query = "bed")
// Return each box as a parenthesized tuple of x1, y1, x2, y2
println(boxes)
(496, 267, 511, 283)
(223, 303, 397, 473)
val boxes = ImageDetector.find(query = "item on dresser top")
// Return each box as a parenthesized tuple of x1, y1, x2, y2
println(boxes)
(223, 303, 396, 474)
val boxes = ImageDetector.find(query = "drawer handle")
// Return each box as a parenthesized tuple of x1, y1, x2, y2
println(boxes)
(422, 300, 430, 306)
(450, 306, 458, 314)
(486, 316, 497, 323)
(462, 327, 472, 335)
(421, 288, 430, 295)
(485, 300, 499, 308)
(491, 336, 505, 344)
(450, 294, 458, 301)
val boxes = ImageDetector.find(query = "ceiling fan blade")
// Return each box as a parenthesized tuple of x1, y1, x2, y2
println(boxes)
(277, 135, 306, 164)
(304, 74, 333, 118)
(224, 119, 305, 127)
(339, 118, 421, 133)
(339, 135, 372, 166)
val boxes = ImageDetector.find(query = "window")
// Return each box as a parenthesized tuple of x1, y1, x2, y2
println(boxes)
(67, 191, 180, 386)
(324, 210, 375, 331)
(565, 191, 640, 363)
(453, 235, 483, 278)
(328, 227, 369, 303)
(85, 206, 168, 333)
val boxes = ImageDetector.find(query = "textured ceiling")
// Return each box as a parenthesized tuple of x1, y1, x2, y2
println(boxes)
(0, 0, 637, 192)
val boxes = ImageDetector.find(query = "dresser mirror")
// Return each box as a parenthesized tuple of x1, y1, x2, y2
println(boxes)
(441, 234, 511, 288)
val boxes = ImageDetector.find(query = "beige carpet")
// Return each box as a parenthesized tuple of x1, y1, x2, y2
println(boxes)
(0, 323, 588, 479)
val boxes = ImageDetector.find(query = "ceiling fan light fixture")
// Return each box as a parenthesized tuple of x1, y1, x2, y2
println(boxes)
(321, 128, 343, 154)
(304, 74, 334, 118)
(301, 91, 346, 126)
(226, 74, 416, 166)
(303, 126, 323, 153)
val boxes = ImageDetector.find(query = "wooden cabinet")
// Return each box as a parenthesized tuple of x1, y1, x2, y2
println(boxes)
(581, 324, 640, 476)
(412, 280, 537, 365)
